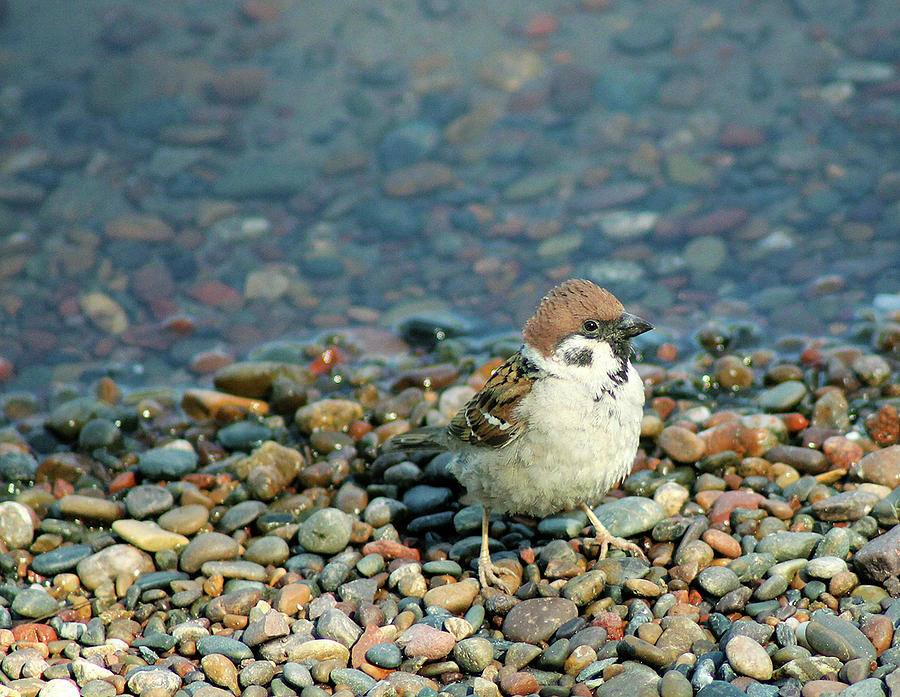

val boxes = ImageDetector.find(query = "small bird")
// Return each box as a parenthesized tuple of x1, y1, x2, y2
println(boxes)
(386, 279, 652, 591)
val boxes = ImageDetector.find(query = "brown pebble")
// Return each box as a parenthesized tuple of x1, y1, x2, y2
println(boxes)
(701, 529, 741, 558)
(658, 426, 706, 463)
(708, 490, 765, 526)
(499, 671, 539, 696)
(866, 404, 899, 446)
(860, 614, 893, 655)
(276, 583, 312, 615)
(850, 445, 900, 488)
(801, 679, 849, 697)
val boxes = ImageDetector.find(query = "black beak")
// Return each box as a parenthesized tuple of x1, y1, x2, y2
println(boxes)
(618, 312, 653, 338)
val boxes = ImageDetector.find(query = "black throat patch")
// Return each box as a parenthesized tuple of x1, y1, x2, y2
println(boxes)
(563, 347, 593, 367)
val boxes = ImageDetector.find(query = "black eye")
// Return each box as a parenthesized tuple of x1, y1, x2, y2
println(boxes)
(581, 319, 600, 334)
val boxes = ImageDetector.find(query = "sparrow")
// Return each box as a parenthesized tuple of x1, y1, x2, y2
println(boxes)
(386, 279, 652, 591)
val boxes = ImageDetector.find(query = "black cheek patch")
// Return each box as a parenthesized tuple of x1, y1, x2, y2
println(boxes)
(563, 347, 593, 367)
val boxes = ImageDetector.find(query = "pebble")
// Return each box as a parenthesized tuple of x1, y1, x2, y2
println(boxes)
(725, 635, 773, 680)
(502, 598, 578, 643)
(11, 587, 59, 618)
(804, 614, 876, 661)
(112, 519, 190, 551)
(124, 485, 175, 519)
(0, 501, 35, 549)
(179, 532, 241, 573)
(299, 508, 353, 554)
(590, 496, 667, 537)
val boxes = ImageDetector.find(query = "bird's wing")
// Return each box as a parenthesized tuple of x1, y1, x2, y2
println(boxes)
(448, 353, 538, 448)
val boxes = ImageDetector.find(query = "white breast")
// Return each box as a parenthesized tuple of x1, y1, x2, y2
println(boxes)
(451, 341, 645, 517)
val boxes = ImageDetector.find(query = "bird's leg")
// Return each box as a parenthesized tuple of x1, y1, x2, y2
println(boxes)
(581, 503, 646, 560)
(478, 506, 518, 592)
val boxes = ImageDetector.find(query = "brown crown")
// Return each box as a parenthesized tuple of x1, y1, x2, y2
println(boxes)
(523, 279, 624, 357)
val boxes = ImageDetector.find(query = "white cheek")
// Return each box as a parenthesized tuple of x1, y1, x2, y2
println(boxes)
(549, 335, 621, 381)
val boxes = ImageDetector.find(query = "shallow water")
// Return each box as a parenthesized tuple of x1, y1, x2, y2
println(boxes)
(0, 0, 898, 394)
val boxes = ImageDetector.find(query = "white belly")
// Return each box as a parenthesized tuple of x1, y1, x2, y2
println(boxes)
(450, 363, 644, 517)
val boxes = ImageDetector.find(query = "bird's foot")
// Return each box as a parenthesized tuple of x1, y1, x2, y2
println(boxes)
(478, 555, 519, 593)
(581, 504, 646, 560)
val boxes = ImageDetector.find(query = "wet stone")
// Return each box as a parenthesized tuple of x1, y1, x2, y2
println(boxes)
(0, 501, 36, 549)
(180, 532, 241, 573)
(755, 532, 822, 561)
(590, 496, 667, 538)
(11, 587, 59, 618)
(812, 490, 881, 521)
(138, 447, 198, 480)
(453, 637, 494, 673)
(725, 635, 773, 680)
(330, 668, 377, 695)
(124, 485, 175, 519)
(366, 642, 402, 669)
(243, 536, 290, 565)
(197, 635, 254, 662)
(804, 613, 876, 662)
(299, 508, 352, 555)
(402, 485, 453, 516)
(502, 597, 578, 644)
(218, 500, 268, 533)
(853, 524, 900, 582)
(698, 566, 741, 596)
(316, 608, 362, 648)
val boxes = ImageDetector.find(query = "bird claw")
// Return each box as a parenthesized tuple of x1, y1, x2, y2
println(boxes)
(478, 557, 518, 593)
(588, 531, 646, 561)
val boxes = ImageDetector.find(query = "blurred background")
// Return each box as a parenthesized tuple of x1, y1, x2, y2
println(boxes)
(0, 0, 897, 395)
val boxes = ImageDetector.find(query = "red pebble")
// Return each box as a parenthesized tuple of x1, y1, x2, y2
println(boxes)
(12, 624, 57, 643)
(591, 612, 624, 641)
(309, 346, 346, 376)
(782, 413, 809, 432)
(362, 539, 421, 561)
(0, 357, 13, 381)
(708, 490, 765, 526)
(109, 471, 136, 494)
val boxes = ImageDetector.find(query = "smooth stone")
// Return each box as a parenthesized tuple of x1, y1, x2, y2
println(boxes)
(401, 485, 453, 516)
(330, 668, 377, 696)
(218, 500, 268, 533)
(561, 570, 606, 606)
(31, 543, 93, 575)
(196, 635, 254, 662)
(366, 643, 402, 669)
(423, 579, 479, 614)
(158, 505, 209, 535)
(38, 679, 80, 697)
(180, 532, 241, 573)
(502, 597, 578, 644)
(697, 566, 741, 596)
(0, 501, 35, 549)
(589, 496, 667, 537)
(12, 587, 59, 618)
(758, 381, 807, 410)
(112, 519, 190, 552)
(243, 536, 290, 566)
(298, 508, 352, 555)
(453, 637, 494, 673)
(853, 524, 900, 582)
(77, 544, 154, 591)
(804, 556, 848, 579)
(137, 446, 198, 479)
(201, 560, 267, 581)
(126, 667, 182, 695)
(804, 613, 876, 661)
(755, 532, 823, 561)
(58, 495, 122, 522)
(124, 485, 175, 519)
(812, 491, 881, 522)
(217, 421, 272, 451)
(725, 635, 773, 680)
(316, 608, 362, 648)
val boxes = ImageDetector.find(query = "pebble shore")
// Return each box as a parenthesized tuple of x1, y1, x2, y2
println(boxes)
(0, 323, 898, 697)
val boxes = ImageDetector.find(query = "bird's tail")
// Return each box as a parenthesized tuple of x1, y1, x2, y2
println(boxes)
(382, 425, 448, 452)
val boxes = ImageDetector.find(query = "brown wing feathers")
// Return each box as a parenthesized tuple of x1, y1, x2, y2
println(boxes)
(448, 355, 534, 448)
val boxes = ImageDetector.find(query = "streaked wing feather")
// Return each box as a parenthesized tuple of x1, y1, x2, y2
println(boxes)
(449, 354, 537, 448)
